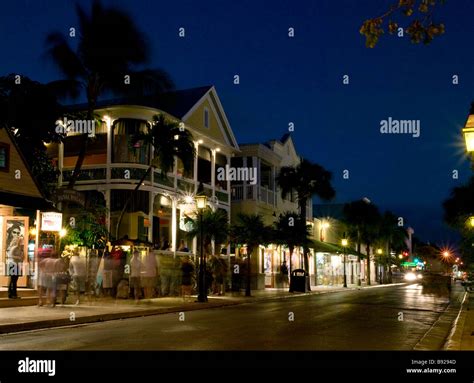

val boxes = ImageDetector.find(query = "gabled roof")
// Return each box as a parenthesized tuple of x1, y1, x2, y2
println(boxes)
(67, 85, 213, 120)
(0, 127, 55, 210)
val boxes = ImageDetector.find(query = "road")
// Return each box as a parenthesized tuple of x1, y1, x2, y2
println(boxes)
(0, 283, 460, 350)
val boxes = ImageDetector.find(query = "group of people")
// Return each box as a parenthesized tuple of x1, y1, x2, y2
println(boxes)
(37, 249, 88, 307)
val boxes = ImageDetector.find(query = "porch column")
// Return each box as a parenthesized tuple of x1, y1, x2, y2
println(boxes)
(58, 142, 64, 187)
(106, 116, 112, 181)
(171, 198, 177, 255)
(271, 165, 276, 206)
(252, 156, 259, 200)
(211, 149, 216, 199)
(193, 141, 199, 193)
(105, 189, 111, 238)
(148, 191, 154, 243)
(226, 154, 231, 205)
(242, 157, 248, 200)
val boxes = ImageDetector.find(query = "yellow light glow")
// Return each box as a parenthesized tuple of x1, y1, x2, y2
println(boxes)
(377, 248, 383, 255)
(215, 148, 221, 152)
(30, 228, 37, 236)
(443, 251, 449, 257)
(463, 126, 474, 152)
(470, 216, 474, 227)
(322, 222, 330, 229)
(198, 139, 203, 144)
(398, 254, 403, 259)
(174, 135, 179, 140)
(184, 195, 194, 204)
(59, 228, 67, 238)
(196, 195, 207, 209)
(341, 239, 348, 247)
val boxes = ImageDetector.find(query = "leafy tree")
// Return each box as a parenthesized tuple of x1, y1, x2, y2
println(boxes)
(0, 74, 63, 198)
(360, 0, 446, 48)
(230, 213, 272, 296)
(45, 0, 174, 189)
(277, 158, 335, 289)
(443, 176, 474, 265)
(62, 204, 108, 251)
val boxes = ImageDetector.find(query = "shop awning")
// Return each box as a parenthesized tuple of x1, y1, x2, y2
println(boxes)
(0, 192, 56, 211)
(310, 240, 365, 258)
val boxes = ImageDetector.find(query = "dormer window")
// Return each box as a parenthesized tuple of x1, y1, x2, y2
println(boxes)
(204, 108, 210, 129)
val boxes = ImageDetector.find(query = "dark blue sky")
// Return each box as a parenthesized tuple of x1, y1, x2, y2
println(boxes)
(1, 0, 473, 243)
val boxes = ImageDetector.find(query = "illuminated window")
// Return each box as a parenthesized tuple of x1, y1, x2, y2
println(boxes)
(0, 143, 9, 172)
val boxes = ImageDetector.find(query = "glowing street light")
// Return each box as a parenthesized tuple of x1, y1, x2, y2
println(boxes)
(341, 238, 348, 288)
(195, 187, 208, 303)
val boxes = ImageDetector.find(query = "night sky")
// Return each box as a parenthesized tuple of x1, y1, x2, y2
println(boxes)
(1, 0, 473, 243)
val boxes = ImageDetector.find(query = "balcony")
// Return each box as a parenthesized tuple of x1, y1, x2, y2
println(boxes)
(231, 185, 275, 206)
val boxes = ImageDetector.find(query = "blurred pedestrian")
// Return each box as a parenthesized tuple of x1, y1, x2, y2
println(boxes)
(181, 256, 194, 302)
(69, 250, 87, 305)
(141, 251, 157, 298)
(130, 250, 142, 302)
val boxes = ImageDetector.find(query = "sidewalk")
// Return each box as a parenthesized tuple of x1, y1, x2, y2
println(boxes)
(444, 288, 474, 350)
(0, 284, 376, 334)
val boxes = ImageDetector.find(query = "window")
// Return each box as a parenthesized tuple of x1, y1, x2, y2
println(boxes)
(204, 108, 210, 129)
(0, 143, 10, 172)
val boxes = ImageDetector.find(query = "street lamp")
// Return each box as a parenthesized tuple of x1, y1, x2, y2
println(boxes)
(341, 238, 348, 288)
(195, 193, 208, 302)
(377, 248, 383, 284)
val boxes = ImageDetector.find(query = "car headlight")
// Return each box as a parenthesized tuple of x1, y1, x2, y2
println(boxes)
(404, 272, 417, 281)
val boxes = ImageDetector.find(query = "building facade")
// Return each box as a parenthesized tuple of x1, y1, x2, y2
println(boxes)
(231, 134, 312, 289)
(49, 86, 240, 256)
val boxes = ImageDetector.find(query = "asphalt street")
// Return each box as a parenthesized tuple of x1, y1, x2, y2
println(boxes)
(0, 283, 459, 350)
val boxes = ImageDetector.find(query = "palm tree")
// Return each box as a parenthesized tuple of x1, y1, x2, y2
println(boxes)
(230, 214, 272, 296)
(277, 158, 335, 289)
(45, 0, 174, 189)
(115, 114, 195, 239)
(274, 212, 311, 284)
(343, 199, 380, 285)
(377, 211, 407, 283)
(186, 208, 229, 260)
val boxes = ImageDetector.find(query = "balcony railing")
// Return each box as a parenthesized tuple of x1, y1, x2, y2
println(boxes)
(231, 185, 275, 206)
(62, 166, 106, 183)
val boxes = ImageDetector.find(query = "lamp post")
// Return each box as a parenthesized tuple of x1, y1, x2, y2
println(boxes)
(341, 238, 348, 288)
(377, 248, 383, 284)
(196, 194, 208, 302)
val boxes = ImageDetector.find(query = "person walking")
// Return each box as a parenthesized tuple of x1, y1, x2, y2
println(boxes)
(130, 250, 142, 302)
(181, 256, 194, 302)
(69, 250, 87, 305)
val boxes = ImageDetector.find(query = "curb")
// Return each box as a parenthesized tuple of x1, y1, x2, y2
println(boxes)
(414, 289, 466, 350)
(444, 292, 470, 350)
(0, 283, 405, 335)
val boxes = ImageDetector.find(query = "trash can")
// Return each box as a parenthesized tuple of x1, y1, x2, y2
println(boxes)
(289, 269, 308, 293)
